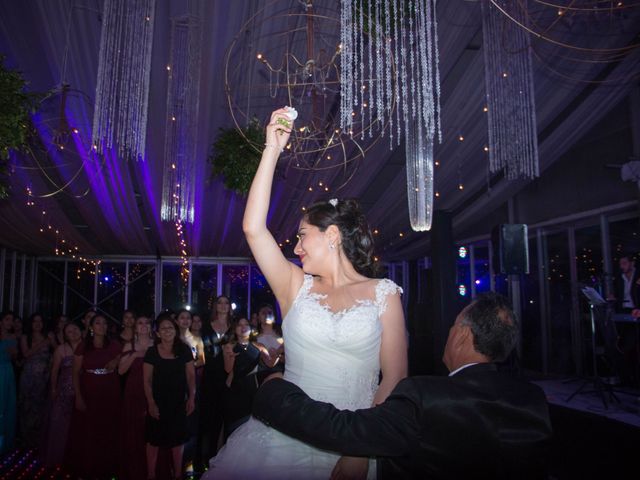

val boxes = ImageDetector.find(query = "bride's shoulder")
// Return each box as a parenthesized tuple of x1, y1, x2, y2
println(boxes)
(375, 278, 402, 296)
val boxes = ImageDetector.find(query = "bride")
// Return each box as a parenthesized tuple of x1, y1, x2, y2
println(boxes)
(204, 108, 407, 479)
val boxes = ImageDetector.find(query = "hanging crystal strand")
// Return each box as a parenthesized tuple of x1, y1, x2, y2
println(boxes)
(350, 0, 357, 136)
(355, 0, 361, 111)
(394, 0, 401, 146)
(432, 0, 442, 143)
(384, 0, 393, 146)
(359, 0, 365, 139)
(367, 0, 373, 137)
(340, 0, 348, 130)
(375, 0, 384, 132)
(408, 0, 417, 122)
(399, 0, 409, 145)
(419, 0, 435, 138)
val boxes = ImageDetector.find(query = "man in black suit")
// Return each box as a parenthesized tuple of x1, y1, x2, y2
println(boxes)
(252, 293, 552, 479)
(610, 253, 640, 313)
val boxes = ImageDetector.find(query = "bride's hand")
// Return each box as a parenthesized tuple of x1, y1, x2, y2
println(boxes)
(265, 108, 294, 153)
(330, 456, 368, 480)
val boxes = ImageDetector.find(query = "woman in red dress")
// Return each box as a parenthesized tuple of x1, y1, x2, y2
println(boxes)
(66, 313, 122, 478)
(119, 315, 154, 479)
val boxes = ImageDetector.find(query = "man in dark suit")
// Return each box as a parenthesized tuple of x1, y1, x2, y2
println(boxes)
(252, 293, 552, 479)
(611, 253, 640, 313)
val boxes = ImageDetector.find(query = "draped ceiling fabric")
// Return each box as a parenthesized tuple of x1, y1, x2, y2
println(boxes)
(0, 0, 639, 261)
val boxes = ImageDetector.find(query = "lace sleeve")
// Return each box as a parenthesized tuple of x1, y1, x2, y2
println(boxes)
(375, 279, 403, 315)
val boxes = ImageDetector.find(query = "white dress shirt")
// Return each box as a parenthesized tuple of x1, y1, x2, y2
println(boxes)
(448, 362, 480, 377)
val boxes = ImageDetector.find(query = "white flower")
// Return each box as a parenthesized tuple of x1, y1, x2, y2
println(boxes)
(328, 198, 338, 207)
(284, 106, 298, 121)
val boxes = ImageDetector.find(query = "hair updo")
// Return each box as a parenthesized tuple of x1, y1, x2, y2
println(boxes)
(304, 199, 377, 277)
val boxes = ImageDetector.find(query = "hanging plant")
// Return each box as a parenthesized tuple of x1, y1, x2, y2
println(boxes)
(208, 117, 266, 195)
(0, 55, 39, 199)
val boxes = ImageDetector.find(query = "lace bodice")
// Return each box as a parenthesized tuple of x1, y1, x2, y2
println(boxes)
(282, 275, 402, 411)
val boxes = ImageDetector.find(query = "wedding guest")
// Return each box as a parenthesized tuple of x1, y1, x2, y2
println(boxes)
(249, 312, 259, 330)
(190, 313, 203, 338)
(19, 312, 53, 447)
(13, 315, 23, 339)
(12, 315, 24, 388)
(143, 315, 196, 480)
(119, 315, 154, 480)
(120, 309, 136, 344)
(51, 314, 69, 347)
(0, 311, 17, 455)
(40, 321, 82, 467)
(176, 309, 204, 476)
(223, 317, 276, 437)
(190, 313, 206, 385)
(196, 296, 232, 469)
(66, 313, 122, 478)
(80, 309, 96, 338)
(177, 309, 205, 367)
(254, 293, 552, 479)
(256, 304, 284, 367)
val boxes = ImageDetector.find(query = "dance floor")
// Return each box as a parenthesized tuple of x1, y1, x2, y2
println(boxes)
(534, 377, 640, 479)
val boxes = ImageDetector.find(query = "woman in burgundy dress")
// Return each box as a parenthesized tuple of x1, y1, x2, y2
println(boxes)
(40, 321, 82, 467)
(119, 315, 154, 480)
(66, 314, 122, 478)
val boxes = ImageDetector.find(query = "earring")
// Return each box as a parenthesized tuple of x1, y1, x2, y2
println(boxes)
(89, 329, 94, 337)
(329, 243, 335, 250)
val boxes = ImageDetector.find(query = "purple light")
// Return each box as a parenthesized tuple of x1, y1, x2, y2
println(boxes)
(475, 279, 481, 285)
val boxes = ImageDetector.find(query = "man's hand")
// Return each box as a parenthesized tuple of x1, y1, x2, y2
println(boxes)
(330, 456, 369, 480)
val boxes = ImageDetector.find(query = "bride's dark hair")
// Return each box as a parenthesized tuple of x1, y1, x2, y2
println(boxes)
(304, 199, 377, 277)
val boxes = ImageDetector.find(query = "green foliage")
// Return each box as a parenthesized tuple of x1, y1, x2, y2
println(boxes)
(208, 118, 266, 195)
(0, 56, 38, 199)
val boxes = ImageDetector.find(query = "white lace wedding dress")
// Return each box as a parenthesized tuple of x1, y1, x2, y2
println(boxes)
(203, 274, 401, 479)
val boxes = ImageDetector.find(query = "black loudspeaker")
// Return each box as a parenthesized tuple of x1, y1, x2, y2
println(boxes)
(492, 224, 529, 275)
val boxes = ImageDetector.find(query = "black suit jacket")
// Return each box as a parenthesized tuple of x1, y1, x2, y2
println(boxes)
(253, 363, 552, 479)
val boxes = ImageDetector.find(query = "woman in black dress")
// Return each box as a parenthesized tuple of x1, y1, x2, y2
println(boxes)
(143, 314, 195, 480)
(222, 317, 278, 437)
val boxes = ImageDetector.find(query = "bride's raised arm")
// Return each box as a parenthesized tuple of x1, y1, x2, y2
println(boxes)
(242, 108, 305, 316)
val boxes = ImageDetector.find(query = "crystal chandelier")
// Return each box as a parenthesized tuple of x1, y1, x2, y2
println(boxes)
(482, 0, 539, 179)
(161, 14, 203, 224)
(92, 0, 156, 161)
(340, 0, 441, 231)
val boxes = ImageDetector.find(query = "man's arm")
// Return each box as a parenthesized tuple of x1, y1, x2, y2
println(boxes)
(252, 378, 420, 457)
